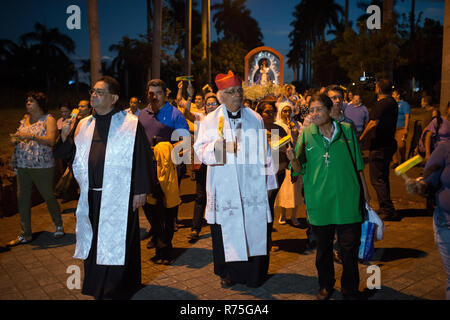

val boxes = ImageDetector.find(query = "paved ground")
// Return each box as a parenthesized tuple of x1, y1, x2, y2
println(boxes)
(0, 164, 447, 301)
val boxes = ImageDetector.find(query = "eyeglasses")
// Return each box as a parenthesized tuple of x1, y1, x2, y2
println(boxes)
(89, 89, 108, 96)
(223, 88, 243, 96)
(206, 102, 217, 106)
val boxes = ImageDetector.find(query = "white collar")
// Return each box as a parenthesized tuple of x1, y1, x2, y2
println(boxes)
(322, 121, 337, 143)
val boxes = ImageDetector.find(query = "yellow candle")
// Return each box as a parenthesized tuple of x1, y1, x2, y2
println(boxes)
(395, 155, 423, 176)
(218, 116, 224, 137)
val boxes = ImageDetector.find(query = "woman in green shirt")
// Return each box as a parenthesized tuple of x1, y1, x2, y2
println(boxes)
(286, 93, 370, 300)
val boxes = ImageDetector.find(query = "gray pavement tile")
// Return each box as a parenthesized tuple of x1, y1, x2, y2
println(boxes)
(0, 167, 448, 301)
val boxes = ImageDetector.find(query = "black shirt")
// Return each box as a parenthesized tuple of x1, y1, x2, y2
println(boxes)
(369, 96, 398, 150)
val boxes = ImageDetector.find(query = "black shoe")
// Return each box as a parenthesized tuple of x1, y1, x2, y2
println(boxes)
(150, 256, 163, 264)
(220, 277, 235, 288)
(188, 230, 200, 243)
(316, 288, 334, 300)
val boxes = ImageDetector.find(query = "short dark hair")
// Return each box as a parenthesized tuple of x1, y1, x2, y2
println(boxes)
(309, 93, 333, 111)
(146, 79, 167, 93)
(376, 78, 392, 95)
(257, 101, 277, 117)
(98, 76, 120, 95)
(324, 85, 344, 98)
(393, 88, 405, 99)
(26, 91, 48, 113)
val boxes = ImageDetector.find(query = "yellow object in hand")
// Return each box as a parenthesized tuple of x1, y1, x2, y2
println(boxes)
(70, 108, 79, 118)
(395, 155, 423, 179)
(176, 75, 194, 81)
(271, 135, 292, 150)
(218, 116, 224, 138)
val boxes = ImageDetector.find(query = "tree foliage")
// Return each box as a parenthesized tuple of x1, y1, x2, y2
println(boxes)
(211, 38, 247, 84)
(332, 21, 403, 82)
(212, 0, 263, 51)
(0, 22, 76, 92)
(288, 0, 344, 86)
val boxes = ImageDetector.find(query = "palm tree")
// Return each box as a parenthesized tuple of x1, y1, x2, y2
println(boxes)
(185, 0, 192, 75)
(109, 36, 137, 98)
(87, 0, 102, 86)
(212, 0, 263, 51)
(288, 0, 344, 86)
(152, 0, 162, 79)
(410, 0, 416, 37)
(345, 0, 349, 26)
(440, 0, 450, 115)
(147, 0, 153, 38)
(383, 0, 395, 81)
(20, 22, 75, 91)
(383, 0, 394, 25)
(146, 0, 153, 82)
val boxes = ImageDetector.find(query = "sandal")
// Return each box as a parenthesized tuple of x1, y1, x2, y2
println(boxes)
(7, 235, 32, 247)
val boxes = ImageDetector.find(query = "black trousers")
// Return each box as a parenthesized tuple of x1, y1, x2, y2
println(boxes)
(267, 170, 286, 245)
(311, 223, 361, 295)
(192, 164, 207, 232)
(143, 202, 177, 259)
(369, 148, 395, 214)
(174, 163, 186, 221)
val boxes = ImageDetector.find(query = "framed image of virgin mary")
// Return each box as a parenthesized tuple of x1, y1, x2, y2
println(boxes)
(245, 46, 283, 86)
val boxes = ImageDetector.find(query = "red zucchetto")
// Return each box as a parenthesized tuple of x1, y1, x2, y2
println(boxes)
(215, 70, 242, 90)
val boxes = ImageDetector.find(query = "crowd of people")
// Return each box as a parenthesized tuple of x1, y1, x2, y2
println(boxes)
(5, 71, 450, 300)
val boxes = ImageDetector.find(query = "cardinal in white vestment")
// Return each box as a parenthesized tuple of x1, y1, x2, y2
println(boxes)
(194, 71, 277, 288)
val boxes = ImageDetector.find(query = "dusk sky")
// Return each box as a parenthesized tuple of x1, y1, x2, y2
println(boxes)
(0, 0, 445, 84)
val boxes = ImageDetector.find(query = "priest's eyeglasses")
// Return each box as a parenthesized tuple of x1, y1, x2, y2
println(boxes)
(89, 89, 108, 96)
(223, 88, 243, 96)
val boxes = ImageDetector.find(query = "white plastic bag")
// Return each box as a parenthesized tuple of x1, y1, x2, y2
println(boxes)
(366, 203, 385, 241)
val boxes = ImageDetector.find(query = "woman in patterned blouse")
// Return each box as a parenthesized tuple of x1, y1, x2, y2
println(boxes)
(8, 91, 64, 246)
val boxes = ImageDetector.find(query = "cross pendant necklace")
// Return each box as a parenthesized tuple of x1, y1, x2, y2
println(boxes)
(320, 124, 334, 167)
(322, 139, 331, 167)
(323, 151, 330, 166)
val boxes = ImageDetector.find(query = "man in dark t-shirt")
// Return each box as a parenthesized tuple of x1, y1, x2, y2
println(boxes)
(360, 79, 399, 220)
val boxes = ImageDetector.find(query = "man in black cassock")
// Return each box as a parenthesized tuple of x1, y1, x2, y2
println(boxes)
(59, 76, 157, 300)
